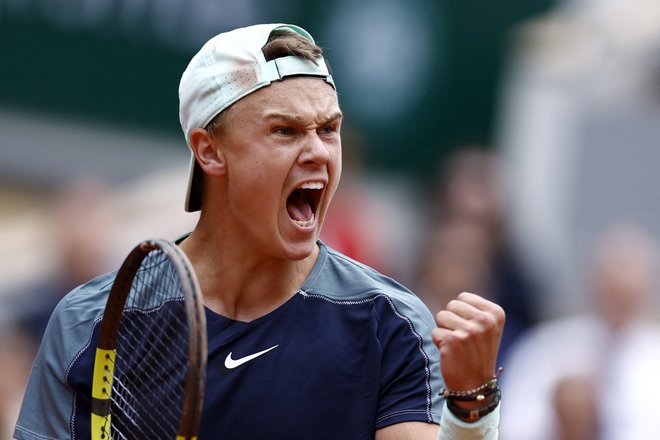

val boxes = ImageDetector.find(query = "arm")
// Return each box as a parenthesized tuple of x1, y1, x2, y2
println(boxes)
(376, 421, 439, 440)
(432, 292, 505, 399)
(375, 405, 501, 440)
(375, 292, 505, 440)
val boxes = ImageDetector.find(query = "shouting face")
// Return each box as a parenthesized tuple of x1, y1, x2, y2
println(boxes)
(213, 77, 342, 261)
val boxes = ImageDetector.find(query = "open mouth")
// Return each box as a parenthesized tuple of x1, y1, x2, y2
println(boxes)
(286, 181, 324, 228)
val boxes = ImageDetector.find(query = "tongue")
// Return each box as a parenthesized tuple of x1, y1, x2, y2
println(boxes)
(287, 190, 313, 222)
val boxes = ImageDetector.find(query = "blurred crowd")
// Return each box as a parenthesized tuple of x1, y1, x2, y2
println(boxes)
(0, 182, 115, 439)
(500, 224, 660, 440)
(4, 0, 660, 439)
(6, 147, 660, 440)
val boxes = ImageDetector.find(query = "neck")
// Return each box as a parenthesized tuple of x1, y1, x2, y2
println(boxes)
(179, 223, 319, 322)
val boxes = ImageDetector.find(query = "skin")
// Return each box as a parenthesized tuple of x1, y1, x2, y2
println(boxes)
(180, 77, 342, 321)
(180, 76, 506, 438)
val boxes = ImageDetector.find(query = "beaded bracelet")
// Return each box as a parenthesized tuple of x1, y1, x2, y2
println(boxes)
(446, 384, 498, 402)
(439, 367, 503, 400)
(446, 387, 501, 422)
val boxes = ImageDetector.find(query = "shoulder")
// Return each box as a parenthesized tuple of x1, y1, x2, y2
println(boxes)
(303, 242, 435, 333)
(303, 245, 444, 426)
(14, 271, 117, 440)
(55, 271, 115, 324)
(42, 271, 116, 365)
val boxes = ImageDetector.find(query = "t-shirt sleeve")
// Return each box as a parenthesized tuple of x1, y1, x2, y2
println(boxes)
(13, 282, 105, 440)
(374, 293, 444, 429)
(14, 297, 77, 439)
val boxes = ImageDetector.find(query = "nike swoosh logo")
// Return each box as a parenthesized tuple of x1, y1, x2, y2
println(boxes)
(224, 345, 279, 370)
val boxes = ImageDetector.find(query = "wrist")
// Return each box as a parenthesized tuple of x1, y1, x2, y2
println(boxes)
(437, 400, 500, 440)
(446, 388, 501, 422)
(440, 367, 503, 422)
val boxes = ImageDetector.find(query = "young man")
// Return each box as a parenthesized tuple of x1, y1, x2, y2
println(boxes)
(14, 24, 504, 439)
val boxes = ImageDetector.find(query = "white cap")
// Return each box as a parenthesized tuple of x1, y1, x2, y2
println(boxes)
(178, 23, 335, 212)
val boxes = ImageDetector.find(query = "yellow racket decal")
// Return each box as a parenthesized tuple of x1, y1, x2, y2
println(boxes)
(91, 348, 116, 440)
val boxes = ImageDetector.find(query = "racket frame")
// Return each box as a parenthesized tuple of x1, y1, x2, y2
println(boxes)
(91, 239, 206, 440)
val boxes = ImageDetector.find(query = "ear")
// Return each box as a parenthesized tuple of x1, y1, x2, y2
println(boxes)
(189, 128, 227, 176)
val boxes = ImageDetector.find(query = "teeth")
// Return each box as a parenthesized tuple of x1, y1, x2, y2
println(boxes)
(299, 182, 324, 190)
(293, 212, 315, 228)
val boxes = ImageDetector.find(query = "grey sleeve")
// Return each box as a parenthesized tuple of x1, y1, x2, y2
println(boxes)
(13, 289, 101, 440)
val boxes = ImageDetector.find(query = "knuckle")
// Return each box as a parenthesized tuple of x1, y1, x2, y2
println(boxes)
(436, 309, 450, 321)
(462, 322, 481, 338)
(455, 329, 471, 341)
(495, 305, 506, 324)
(457, 291, 472, 300)
(485, 304, 506, 327)
(474, 311, 496, 328)
(445, 299, 461, 310)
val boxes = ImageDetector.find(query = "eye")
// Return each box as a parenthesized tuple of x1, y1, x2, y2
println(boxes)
(318, 125, 338, 136)
(273, 126, 294, 136)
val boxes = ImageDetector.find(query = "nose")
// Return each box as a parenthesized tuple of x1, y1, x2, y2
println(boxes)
(298, 132, 331, 166)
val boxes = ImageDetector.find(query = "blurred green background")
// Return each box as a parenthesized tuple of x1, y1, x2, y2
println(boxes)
(1, 0, 554, 178)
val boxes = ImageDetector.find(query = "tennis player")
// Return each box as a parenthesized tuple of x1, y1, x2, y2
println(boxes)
(14, 23, 504, 439)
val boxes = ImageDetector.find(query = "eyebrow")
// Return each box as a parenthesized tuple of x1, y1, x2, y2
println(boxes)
(264, 111, 343, 125)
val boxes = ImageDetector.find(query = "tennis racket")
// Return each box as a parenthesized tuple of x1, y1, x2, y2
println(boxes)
(91, 239, 206, 440)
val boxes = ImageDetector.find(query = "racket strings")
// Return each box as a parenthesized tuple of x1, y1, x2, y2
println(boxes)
(105, 250, 192, 439)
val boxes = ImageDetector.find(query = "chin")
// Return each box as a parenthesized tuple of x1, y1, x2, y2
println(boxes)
(281, 238, 318, 261)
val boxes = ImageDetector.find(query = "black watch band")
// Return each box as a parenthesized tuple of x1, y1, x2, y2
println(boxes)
(446, 388, 501, 422)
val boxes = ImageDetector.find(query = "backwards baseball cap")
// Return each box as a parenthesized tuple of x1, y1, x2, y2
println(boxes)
(178, 23, 335, 212)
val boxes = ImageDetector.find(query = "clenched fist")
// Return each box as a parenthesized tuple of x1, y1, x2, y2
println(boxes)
(432, 292, 505, 393)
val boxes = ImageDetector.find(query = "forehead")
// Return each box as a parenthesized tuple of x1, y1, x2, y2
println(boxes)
(230, 77, 340, 120)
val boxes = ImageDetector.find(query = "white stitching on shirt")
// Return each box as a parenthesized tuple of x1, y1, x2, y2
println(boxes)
(14, 424, 60, 440)
(300, 290, 434, 423)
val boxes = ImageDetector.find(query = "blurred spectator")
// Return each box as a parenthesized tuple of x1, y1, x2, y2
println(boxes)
(500, 224, 660, 440)
(415, 218, 493, 313)
(0, 329, 36, 440)
(552, 375, 600, 440)
(321, 126, 421, 281)
(2, 180, 115, 345)
(320, 127, 388, 272)
(0, 180, 115, 439)
(496, 0, 660, 318)
(415, 148, 538, 361)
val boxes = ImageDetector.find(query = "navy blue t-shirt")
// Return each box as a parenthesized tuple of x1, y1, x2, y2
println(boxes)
(15, 242, 443, 440)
